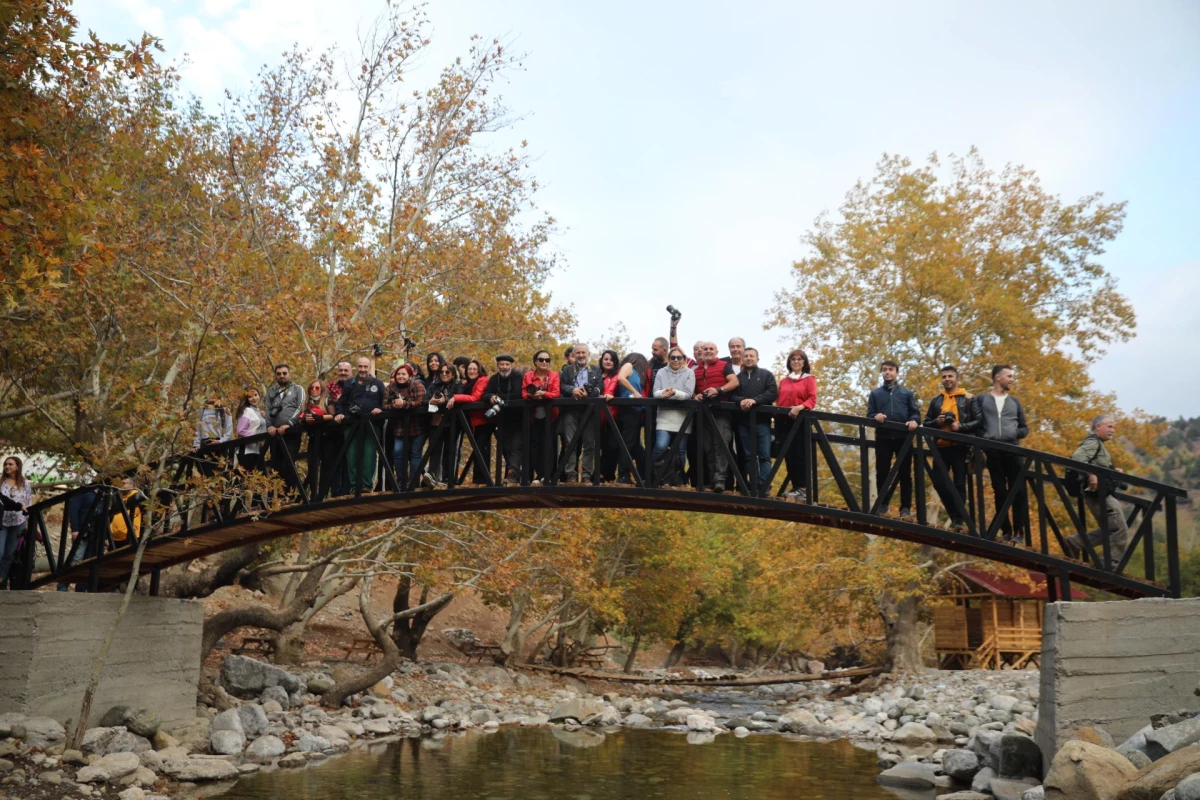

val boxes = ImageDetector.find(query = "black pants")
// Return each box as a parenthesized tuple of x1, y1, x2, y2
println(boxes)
(776, 417, 809, 495)
(529, 414, 554, 481)
(497, 416, 523, 480)
(426, 423, 456, 483)
(269, 432, 303, 493)
(986, 450, 1028, 539)
(875, 435, 913, 511)
(468, 424, 495, 484)
(617, 410, 645, 481)
(929, 446, 969, 523)
(600, 423, 620, 482)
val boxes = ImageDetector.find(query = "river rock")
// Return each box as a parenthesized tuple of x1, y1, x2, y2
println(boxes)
(295, 733, 331, 752)
(549, 698, 606, 723)
(362, 718, 392, 734)
(211, 708, 244, 735)
(893, 722, 937, 745)
(972, 767, 998, 794)
(237, 704, 270, 738)
(165, 717, 210, 753)
(1116, 743, 1200, 800)
(209, 729, 245, 755)
(62, 749, 86, 765)
(943, 748, 982, 781)
(990, 777, 1040, 800)
(220, 654, 303, 698)
(279, 752, 307, 768)
(991, 695, 1020, 713)
(1177, 774, 1200, 800)
(317, 725, 351, 744)
(877, 762, 937, 789)
(21, 717, 65, 747)
(1072, 726, 1116, 749)
(124, 709, 161, 739)
(77, 751, 141, 783)
(1022, 787, 1045, 800)
(999, 734, 1044, 779)
(81, 726, 152, 756)
(583, 707, 622, 727)
(1043, 740, 1137, 800)
(623, 713, 653, 727)
(306, 674, 335, 694)
(973, 730, 1004, 771)
(160, 756, 240, 781)
(1146, 718, 1200, 760)
(686, 714, 717, 733)
(118, 788, 145, 800)
(335, 721, 364, 736)
(245, 735, 285, 762)
(936, 793, 990, 800)
(442, 627, 476, 653)
(259, 686, 290, 709)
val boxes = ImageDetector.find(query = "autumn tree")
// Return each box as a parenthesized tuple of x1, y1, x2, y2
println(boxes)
(767, 149, 1143, 670)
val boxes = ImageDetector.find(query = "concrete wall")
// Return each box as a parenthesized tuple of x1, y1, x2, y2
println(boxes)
(1036, 597, 1200, 761)
(0, 593, 202, 730)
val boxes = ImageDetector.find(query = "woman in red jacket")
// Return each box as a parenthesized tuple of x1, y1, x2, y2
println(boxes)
(776, 349, 818, 501)
(522, 349, 561, 485)
(448, 359, 490, 484)
(597, 349, 621, 482)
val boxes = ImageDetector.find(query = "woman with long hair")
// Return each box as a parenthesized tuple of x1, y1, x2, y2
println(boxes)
(385, 364, 428, 491)
(235, 387, 268, 471)
(423, 353, 445, 387)
(522, 349, 561, 485)
(615, 352, 649, 484)
(447, 359, 491, 484)
(0, 455, 32, 586)
(776, 349, 817, 501)
(421, 363, 461, 489)
(652, 346, 696, 486)
(597, 349, 621, 482)
(301, 378, 335, 496)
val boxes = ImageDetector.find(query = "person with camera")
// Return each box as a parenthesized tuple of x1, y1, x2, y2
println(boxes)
(649, 305, 685, 384)
(867, 360, 920, 519)
(421, 363, 461, 489)
(334, 356, 386, 493)
(523, 350, 561, 485)
(265, 364, 306, 494)
(558, 344, 603, 484)
(693, 342, 739, 492)
(447, 359, 492, 484)
(652, 346, 695, 486)
(776, 349, 817, 502)
(384, 364, 427, 491)
(971, 365, 1029, 545)
(485, 354, 525, 486)
(732, 347, 778, 497)
(193, 395, 233, 451)
(922, 365, 978, 532)
(1064, 414, 1130, 569)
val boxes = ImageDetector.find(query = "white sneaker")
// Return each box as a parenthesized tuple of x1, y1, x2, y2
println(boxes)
(420, 472, 435, 489)
(530, 479, 542, 487)
(786, 489, 807, 502)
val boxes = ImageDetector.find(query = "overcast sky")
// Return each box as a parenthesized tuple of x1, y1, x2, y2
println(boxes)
(75, 0, 1200, 418)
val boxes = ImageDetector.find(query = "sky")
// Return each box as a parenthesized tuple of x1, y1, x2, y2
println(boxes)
(74, 0, 1200, 418)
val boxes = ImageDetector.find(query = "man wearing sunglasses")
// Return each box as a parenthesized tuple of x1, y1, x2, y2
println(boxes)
(266, 364, 306, 493)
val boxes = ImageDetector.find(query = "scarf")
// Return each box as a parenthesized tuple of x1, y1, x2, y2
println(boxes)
(936, 387, 967, 446)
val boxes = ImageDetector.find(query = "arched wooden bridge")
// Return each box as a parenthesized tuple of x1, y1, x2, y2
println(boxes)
(11, 400, 1186, 600)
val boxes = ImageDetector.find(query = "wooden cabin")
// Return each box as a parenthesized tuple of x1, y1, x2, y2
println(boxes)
(933, 569, 1080, 670)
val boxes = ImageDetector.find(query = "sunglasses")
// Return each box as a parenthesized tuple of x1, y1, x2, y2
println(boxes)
(535, 357, 551, 363)
(668, 355, 685, 361)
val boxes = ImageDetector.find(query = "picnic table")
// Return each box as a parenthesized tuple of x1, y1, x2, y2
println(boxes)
(234, 635, 276, 658)
(577, 643, 621, 669)
(341, 637, 381, 663)
(464, 641, 504, 663)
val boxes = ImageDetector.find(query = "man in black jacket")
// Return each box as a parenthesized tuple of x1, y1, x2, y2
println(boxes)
(733, 348, 778, 496)
(559, 344, 603, 483)
(335, 356, 387, 493)
(971, 365, 1030, 545)
(923, 366, 977, 532)
(866, 360, 920, 519)
(486, 354, 525, 485)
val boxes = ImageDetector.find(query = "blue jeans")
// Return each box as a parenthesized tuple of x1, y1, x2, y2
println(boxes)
(0, 523, 25, 583)
(653, 429, 689, 483)
(737, 421, 773, 492)
(393, 432, 427, 490)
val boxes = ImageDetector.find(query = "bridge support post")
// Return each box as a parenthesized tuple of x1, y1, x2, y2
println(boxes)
(150, 569, 161, 597)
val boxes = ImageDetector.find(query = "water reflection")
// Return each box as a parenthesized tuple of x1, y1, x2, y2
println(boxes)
(219, 727, 931, 800)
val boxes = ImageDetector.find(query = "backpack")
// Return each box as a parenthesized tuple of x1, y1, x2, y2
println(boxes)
(1064, 444, 1102, 498)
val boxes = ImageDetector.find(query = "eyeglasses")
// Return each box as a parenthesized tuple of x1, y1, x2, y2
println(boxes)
(535, 357, 551, 363)
(669, 355, 685, 361)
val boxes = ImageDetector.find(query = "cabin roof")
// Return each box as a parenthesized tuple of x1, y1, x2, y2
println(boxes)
(955, 568, 1082, 600)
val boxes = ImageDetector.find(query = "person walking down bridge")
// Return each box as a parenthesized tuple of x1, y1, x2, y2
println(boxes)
(1065, 414, 1130, 570)
(334, 356, 387, 494)
(972, 365, 1029, 546)
(867, 360, 920, 519)
(923, 365, 978, 532)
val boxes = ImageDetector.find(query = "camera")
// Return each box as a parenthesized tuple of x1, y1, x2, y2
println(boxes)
(348, 404, 362, 416)
(666, 304, 682, 322)
(402, 337, 417, 352)
(485, 397, 506, 420)
(371, 343, 384, 358)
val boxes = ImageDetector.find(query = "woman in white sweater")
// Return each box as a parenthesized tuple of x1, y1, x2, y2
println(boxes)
(652, 347, 696, 486)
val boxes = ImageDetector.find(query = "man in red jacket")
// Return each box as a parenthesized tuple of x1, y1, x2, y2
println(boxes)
(693, 342, 739, 492)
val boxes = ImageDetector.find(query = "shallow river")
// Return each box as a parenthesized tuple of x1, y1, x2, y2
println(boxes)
(220, 727, 932, 800)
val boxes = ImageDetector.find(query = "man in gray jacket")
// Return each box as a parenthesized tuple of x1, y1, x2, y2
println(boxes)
(1065, 414, 1129, 569)
(266, 363, 306, 492)
(971, 365, 1029, 545)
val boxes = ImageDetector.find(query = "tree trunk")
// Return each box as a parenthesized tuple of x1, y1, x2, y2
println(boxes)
(390, 576, 452, 661)
(623, 632, 641, 674)
(663, 640, 686, 668)
(879, 591, 924, 673)
(156, 544, 262, 598)
(501, 590, 529, 666)
(199, 561, 326, 661)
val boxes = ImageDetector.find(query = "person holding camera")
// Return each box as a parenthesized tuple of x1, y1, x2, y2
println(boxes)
(867, 359, 920, 519)
(971, 365, 1029, 545)
(523, 350, 561, 485)
(693, 342, 739, 492)
(447, 359, 491, 484)
(421, 363, 461, 489)
(649, 305, 685, 384)
(384, 364, 427, 491)
(334, 356, 386, 493)
(652, 346, 695, 486)
(485, 354, 525, 485)
(1064, 414, 1130, 569)
(922, 365, 977, 532)
(559, 344, 603, 484)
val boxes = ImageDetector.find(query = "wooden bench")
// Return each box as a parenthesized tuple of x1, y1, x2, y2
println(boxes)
(234, 635, 276, 658)
(341, 637, 381, 663)
(577, 643, 620, 669)
(464, 642, 504, 663)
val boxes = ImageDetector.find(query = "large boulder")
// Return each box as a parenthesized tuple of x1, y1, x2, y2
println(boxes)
(777, 708, 835, 737)
(245, 735, 286, 762)
(164, 717, 211, 753)
(1146, 718, 1200, 761)
(943, 748, 983, 782)
(219, 654, 303, 698)
(999, 734, 1044, 780)
(76, 752, 141, 783)
(892, 721, 936, 745)
(1116, 743, 1200, 800)
(876, 762, 937, 789)
(237, 705, 270, 738)
(1043, 740, 1138, 800)
(972, 729, 1004, 771)
(21, 717, 65, 747)
(549, 698, 606, 723)
(159, 756, 240, 782)
(209, 729, 246, 755)
(80, 727, 152, 756)
(442, 628, 476, 653)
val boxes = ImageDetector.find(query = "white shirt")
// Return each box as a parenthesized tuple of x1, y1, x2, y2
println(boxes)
(994, 393, 1008, 417)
